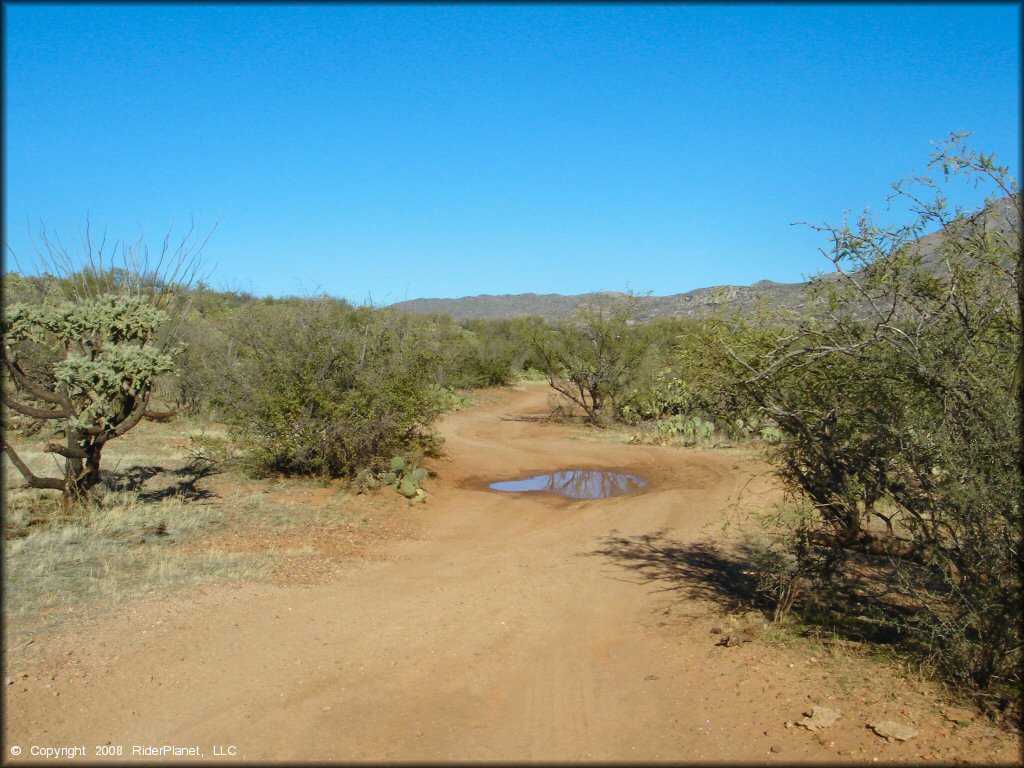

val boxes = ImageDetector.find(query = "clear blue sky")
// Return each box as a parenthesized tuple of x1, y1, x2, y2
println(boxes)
(4, 3, 1020, 304)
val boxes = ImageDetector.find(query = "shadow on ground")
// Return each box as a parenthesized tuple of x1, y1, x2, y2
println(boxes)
(105, 459, 218, 502)
(587, 528, 768, 613)
(587, 528, 918, 645)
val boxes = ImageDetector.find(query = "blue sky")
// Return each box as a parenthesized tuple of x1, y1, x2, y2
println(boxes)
(4, 3, 1020, 304)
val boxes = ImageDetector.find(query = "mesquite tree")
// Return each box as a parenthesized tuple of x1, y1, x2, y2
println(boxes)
(726, 134, 1020, 560)
(712, 133, 1021, 691)
(531, 297, 654, 425)
(2, 222, 208, 503)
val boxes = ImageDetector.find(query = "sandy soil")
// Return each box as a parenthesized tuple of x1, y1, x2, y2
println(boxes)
(3, 384, 1021, 763)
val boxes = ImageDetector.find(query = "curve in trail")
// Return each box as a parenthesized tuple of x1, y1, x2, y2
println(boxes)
(9, 384, 1008, 762)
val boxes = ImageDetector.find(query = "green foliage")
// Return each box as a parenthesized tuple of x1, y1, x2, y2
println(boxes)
(2, 292, 178, 499)
(656, 414, 715, 443)
(429, 385, 472, 412)
(709, 133, 1021, 699)
(201, 298, 447, 479)
(619, 367, 691, 423)
(5, 296, 175, 415)
(352, 468, 381, 493)
(419, 315, 542, 390)
(531, 296, 655, 425)
(2, 221, 208, 502)
(380, 456, 428, 501)
(171, 314, 228, 415)
(615, 319, 783, 444)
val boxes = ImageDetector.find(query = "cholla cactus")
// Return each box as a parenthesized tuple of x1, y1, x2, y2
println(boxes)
(2, 294, 176, 503)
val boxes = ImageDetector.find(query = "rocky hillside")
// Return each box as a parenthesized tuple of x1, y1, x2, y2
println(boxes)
(390, 281, 814, 324)
(390, 196, 1020, 323)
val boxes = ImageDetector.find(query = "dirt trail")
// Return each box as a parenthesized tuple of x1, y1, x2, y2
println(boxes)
(4, 385, 1019, 762)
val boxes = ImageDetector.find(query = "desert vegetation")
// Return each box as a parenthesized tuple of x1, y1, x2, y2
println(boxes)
(3, 134, 1020, 727)
(601, 133, 1019, 716)
(718, 135, 1020, 711)
(478, 133, 1021, 717)
(2, 224, 207, 503)
(1, 261, 546, 632)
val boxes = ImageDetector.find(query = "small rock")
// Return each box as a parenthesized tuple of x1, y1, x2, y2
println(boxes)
(709, 626, 723, 635)
(942, 707, 974, 726)
(5, 677, 13, 686)
(797, 706, 841, 731)
(644, 674, 658, 681)
(322, 706, 332, 712)
(718, 628, 756, 647)
(868, 720, 918, 741)
(770, 745, 781, 753)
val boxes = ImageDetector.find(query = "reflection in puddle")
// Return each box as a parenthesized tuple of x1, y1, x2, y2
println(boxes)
(489, 470, 648, 499)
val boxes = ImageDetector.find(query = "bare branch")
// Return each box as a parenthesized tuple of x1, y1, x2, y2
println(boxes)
(108, 393, 151, 439)
(44, 442, 89, 459)
(2, 347, 64, 405)
(144, 406, 179, 421)
(2, 442, 66, 491)
(1, 386, 65, 420)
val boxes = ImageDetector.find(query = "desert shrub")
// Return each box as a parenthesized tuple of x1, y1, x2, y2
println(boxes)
(203, 297, 446, 478)
(531, 296, 656, 425)
(619, 367, 690, 423)
(422, 316, 542, 390)
(439, 323, 518, 388)
(171, 313, 228, 415)
(618, 319, 782, 444)
(711, 133, 1021, 701)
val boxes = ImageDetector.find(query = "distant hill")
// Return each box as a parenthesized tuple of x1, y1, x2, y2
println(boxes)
(390, 196, 1020, 323)
(390, 282, 812, 323)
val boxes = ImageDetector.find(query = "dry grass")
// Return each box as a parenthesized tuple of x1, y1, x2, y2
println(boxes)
(2, 416, 415, 641)
(4, 487, 273, 635)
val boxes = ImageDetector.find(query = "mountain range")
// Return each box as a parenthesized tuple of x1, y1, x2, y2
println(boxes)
(389, 196, 1020, 323)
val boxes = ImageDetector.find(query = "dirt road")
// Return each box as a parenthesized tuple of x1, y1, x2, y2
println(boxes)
(4, 385, 1019, 762)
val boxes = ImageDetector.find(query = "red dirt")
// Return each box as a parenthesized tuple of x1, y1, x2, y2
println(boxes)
(3, 384, 1020, 762)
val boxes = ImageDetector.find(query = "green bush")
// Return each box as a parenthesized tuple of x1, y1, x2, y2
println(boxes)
(531, 296, 655, 425)
(709, 134, 1021, 701)
(422, 316, 541, 390)
(202, 298, 447, 478)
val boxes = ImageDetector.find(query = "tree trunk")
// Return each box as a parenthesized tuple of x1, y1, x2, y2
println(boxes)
(61, 430, 103, 505)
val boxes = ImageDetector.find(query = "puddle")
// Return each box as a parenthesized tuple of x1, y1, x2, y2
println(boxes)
(488, 470, 648, 499)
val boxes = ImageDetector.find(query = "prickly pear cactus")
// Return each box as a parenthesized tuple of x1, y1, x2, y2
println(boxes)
(377, 457, 428, 501)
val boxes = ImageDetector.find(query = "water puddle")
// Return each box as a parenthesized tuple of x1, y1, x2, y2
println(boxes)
(488, 470, 648, 499)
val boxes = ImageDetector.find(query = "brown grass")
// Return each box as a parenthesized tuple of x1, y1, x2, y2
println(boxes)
(3, 415, 421, 643)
